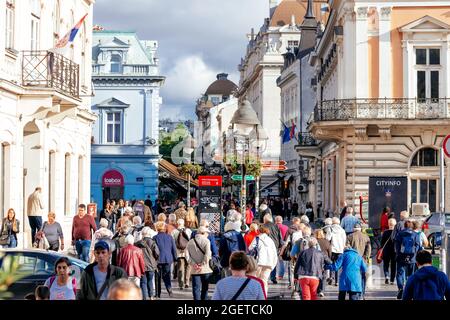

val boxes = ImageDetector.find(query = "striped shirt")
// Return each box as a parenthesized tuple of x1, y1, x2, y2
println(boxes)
(212, 276, 265, 300)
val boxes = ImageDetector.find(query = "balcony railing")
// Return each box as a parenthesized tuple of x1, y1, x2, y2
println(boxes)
(22, 50, 79, 98)
(298, 132, 318, 146)
(314, 98, 450, 121)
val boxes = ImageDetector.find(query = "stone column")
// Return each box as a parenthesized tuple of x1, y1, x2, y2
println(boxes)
(342, 4, 356, 98)
(379, 7, 392, 98)
(356, 7, 369, 99)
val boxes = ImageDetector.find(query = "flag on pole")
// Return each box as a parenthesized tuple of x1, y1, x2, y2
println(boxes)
(55, 13, 88, 49)
(290, 120, 296, 139)
(281, 120, 291, 144)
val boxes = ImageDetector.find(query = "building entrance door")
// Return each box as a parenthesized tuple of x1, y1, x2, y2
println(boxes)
(102, 169, 125, 209)
(102, 186, 124, 207)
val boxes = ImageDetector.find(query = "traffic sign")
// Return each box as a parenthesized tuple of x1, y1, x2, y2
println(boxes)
(262, 165, 287, 171)
(198, 176, 222, 187)
(261, 160, 287, 166)
(443, 135, 450, 158)
(231, 175, 255, 181)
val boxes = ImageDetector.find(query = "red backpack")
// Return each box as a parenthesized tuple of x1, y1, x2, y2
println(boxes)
(48, 276, 77, 297)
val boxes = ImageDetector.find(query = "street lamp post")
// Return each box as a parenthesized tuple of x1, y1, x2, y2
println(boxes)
(250, 124, 268, 217)
(230, 100, 263, 222)
(183, 135, 195, 208)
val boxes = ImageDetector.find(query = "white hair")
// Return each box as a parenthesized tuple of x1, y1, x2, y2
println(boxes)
(177, 219, 185, 228)
(303, 226, 312, 237)
(332, 217, 340, 225)
(124, 207, 133, 214)
(132, 216, 142, 225)
(141, 227, 152, 237)
(308, 237, 318, 248)
(100, 218, 109, 228)
(200, 219, 209, 227)
(275, 216, 283, 223)
(324, 218, 332, 226)
(263, 214, 273, 223)
(300, 215, 310, 224)
(125, 234, 135, 245)
(168, 213, 177, 223)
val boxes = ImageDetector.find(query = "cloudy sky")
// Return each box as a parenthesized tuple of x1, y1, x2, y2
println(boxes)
(94, 0, 269, 120)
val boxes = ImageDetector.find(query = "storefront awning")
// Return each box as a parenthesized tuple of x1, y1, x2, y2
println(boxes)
(159, 159, 199, 187)
(260, 177, 281, 191)
(284, 174, 292, 181)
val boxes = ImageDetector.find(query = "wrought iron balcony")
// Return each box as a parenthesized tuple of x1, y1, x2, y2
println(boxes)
(298, 132, 318, 146)
(22, 50, 79, 98)
(314, 98, 450, 121)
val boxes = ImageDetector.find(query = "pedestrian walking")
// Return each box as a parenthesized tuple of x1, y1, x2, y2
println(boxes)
(340, 207, 359, 235)
(380, 207, 390, 233)
(174, 202, 188, 222)
(262, 214, 283, 284)
(185, 207, 199, 229)
(0, 208, 20, 248)
(78, 240, 127, 300)
(116, 234, 145, 289)
(27, 187, 44, 244)
(245, 203, 254, 226)
(305, 202, 314, 223)
(38, 212, 64, 252)
(294, 237, 332, 300)
(131, 216, 144, 242)
(166, 213, 177, 235)
(327, 217, 346, 286)
(212, 251, 265, 300)
(325, 246, 367, 300)
(244, 223, 259, 248)
(187, 226, 213, 300)
(314, 229, 332, 297)
(135, 227, 160, 300)
(219, 219, 246, 277)
(154, 221, 177, 298)
(44, 257, 77, 300)
(391, 210, 409, 241)
(71, 204, 97, 262)
(275, 216, 288, 280)
(412, 220, 429, 250)
(402, 250, 450, 300)
(380, 218, 397, 285)
(395, 220, 421, 299)
(107, 278, 143, 300)
(248, 225, 278, 296)
(346, 223, 371, 261)
(246, 255, 266, 299)
(172, 219, 192, 290)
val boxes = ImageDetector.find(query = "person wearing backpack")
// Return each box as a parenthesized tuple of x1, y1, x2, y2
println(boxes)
(248, 225, 278, 296)
(395, 220, 421, 299)
(172, 219, 192, 290)
(135, 227, 160, 300)
(212, 251, 265, 300)
(219, 220, 246, 277)
(44, 257, 77, 300)
(187, 226, 213, 300)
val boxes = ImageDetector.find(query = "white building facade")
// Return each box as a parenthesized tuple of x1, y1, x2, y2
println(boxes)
(0, 0, 96, 248)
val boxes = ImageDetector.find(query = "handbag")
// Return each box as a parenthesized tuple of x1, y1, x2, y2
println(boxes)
(0, 224, 11, 246)
(193, 237, 221, 273)
(376, 236, 390, 264)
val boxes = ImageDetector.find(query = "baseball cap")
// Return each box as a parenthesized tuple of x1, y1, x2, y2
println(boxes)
(94, 240, 110, 251)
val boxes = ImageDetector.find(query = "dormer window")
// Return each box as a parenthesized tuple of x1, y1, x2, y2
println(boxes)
(110, 54, 122, 73)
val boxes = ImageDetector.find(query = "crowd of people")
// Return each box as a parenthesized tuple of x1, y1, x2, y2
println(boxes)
(2, 187, 450, 301)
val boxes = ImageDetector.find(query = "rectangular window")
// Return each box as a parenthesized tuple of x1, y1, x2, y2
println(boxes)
(288, 40, 299, 47)
(429, 49, 440, 65)
(420, 180, 428, 205)
(429, 180, 436, 212)
(5, 0, 15, 49)
(64, 154, 71, 216)
(416, 49, 426, 65)
(105, 112, 122, 143)
(31, 16, 40, 51)
(411, 179, 417, 204)
(417, 71, 426, 100)
(431, 71, 439, 100)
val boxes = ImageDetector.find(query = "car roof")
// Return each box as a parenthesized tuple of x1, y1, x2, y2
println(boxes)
(0, 248, 89, 266)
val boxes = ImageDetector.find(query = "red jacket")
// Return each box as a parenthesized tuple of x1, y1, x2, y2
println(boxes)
(380, 214, 389, 232)
(117, 244, 145, 278)
(244, 230, 259, 248)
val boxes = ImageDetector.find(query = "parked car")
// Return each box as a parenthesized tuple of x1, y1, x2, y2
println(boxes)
(422, 212, 450, 250)
(0, 248, 88, 299)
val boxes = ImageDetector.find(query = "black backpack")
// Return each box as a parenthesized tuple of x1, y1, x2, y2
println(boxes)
(176, 229, 190, 250)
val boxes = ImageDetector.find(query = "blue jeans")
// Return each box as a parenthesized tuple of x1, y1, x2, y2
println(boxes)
(140, 271, 155, 299)
(270, 266, 277, 281)
(396, 262, 415, 290)
(338, 291, 361, 300)
(277, 259, 286, 278)
(28, 216, 42, 244)
(192, 273, 211, 300)
(8, 236, 17, 248)
(75, 240, 91, 262)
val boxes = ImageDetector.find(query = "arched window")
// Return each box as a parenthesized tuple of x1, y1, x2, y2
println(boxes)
(411, 148, 439, 167)
(110, 54, 122, 73)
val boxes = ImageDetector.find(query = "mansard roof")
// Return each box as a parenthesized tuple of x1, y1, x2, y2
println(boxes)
(269, 0, 323, 27)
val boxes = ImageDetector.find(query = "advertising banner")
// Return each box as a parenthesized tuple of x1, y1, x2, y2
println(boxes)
(198, 176, 222, 234)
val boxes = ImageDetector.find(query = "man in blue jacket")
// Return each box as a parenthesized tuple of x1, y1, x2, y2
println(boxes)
(395, 220, 421, 299)
(219, 220, 246, 277)
(403, 250, 450, 300)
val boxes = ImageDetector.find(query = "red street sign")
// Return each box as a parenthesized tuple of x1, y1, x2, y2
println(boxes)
(443, 135, 450, 158)
(198, 176, 222, 187)
(262, 165, 287, 171)
(261, 160, 287, 166)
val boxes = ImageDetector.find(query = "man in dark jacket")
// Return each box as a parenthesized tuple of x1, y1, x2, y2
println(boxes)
(219, 221, 246, 276)
(395, 220, 421, 299)
(154, 221, 177, 298)
(403, 250, 450, 300)
(294, 238, 332, 300)
(135, 227, 160, 300)
(263, 213, 283, 284)
(78, 240, 127, 300)
(346, 224, 371, 262)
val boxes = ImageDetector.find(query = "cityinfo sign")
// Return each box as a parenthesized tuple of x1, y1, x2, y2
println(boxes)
(368, 177, 407, 228)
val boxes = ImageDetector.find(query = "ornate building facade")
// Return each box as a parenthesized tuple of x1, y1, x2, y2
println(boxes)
(297, 0, 450, 221)
(90, 30, 164, 210)
(0, 0, 96, 248)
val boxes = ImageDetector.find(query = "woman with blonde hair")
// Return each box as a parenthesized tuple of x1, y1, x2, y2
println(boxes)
(0, 208, 20, 248)
(246, 255, 266, 299)
(244, 223, 259, 248)
(185, 207, 198, 229)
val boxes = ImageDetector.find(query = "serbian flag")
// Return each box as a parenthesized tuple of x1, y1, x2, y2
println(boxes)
(289, 120, 296, 139)
(55, 13, 88, 48)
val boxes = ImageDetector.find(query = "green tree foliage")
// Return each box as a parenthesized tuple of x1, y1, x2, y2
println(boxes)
(0, 254, 31, 300)
(159, 123, 190, 164)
